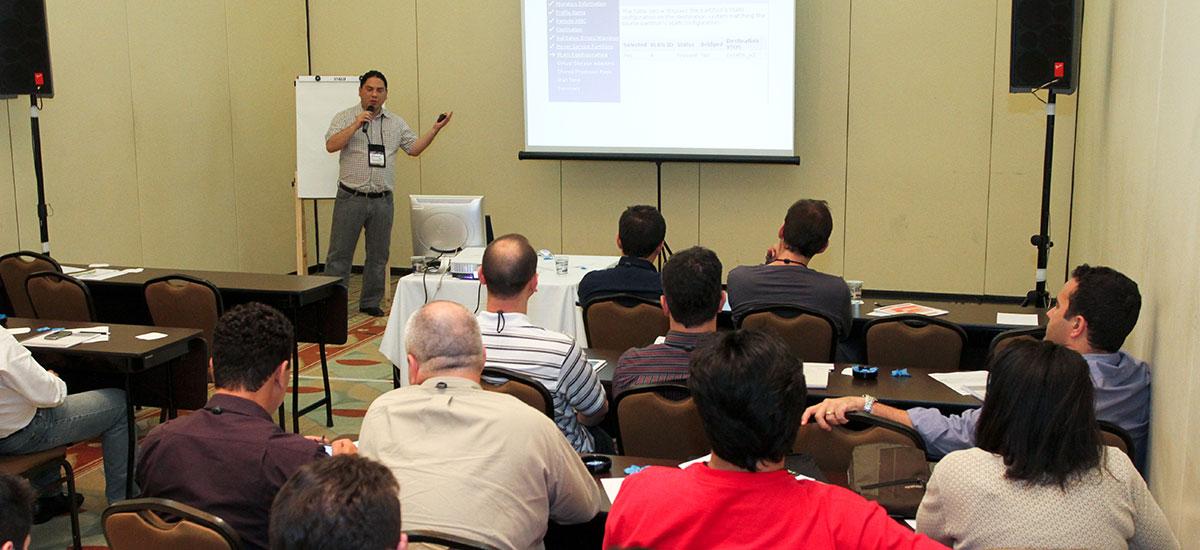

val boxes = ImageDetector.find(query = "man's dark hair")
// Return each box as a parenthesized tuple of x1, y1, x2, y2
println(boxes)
(781, 199, 832, 258)
(662, 246, 723, 328)
(1065, 264, 1141, 352)
(618, 205, 666, 258)
(359, 70, 388, 89)
(0, 474, 35, 547)
(689, 330, 806, 472)
(481, 234, 538, 299)
(976, 339, 1102, 489)
(212, 302, 294, 392)
(270, 455, 401, 550)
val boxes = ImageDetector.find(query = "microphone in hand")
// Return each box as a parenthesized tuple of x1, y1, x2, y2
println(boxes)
(362, 105, 376, 134)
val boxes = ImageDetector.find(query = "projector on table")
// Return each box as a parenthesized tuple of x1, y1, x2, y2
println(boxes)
(449, 247, 487, 279)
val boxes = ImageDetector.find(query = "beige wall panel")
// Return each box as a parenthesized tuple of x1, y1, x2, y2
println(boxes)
(1071, 0, 1200, 535)
(562, 162, 656, 255)
(982, 0, 1075, 296)
(225, 0, 309, 273)
(699, 0, 849, 278)
(308, 0, 421, 266)
(0, 102, 18, 253)
(6, 96, 42, 247)
(844, 1, 995, 293)
(413, 0, 562, 251)
(31, 1, 142, 266)
(661, 163, 700, 251)
(126, 0, 237, 270)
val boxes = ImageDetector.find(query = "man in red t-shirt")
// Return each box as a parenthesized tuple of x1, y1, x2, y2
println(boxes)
(604, 330, 946, 550)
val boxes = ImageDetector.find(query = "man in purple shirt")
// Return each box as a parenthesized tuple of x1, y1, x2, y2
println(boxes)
(137, 303, 355, 550)
(612, 246, 724, 398)
(802, 265, 1151, 471)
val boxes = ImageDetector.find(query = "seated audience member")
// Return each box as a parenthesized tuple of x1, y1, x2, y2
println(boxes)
(477, 234, 609, 452)
(0, 328, 130, 517)
(137, 303, 355, 550)
(726, 198, 852, 339)
(270, 455, 406, 550)
(916, 340, 1177, 549)
(0, 473, 35, 550)
(604, 330, 943, 550)
(612, 246, 724, 398)
(804, 264, 1152, 469)
(577, 205, 667, 306)
(360, 301, 601, 550)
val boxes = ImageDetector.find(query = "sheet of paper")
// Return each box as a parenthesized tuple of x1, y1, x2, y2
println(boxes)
(867, 303, 949, 317)
(5, 327, 31, 335)
(21, 330, 105, 349)
(905, 519, 917, 529)
(802, 363, 834, 389)
(600, 477, 624, 503)
(929, 371, 989, 400)
(61, 265, 85, 274)
(71, 268, 127, 281)
(136, 332, 169, 341)
(587, 359, 607, 372)
(996, 312, 1040, 326)
(678, 453, 711, 469)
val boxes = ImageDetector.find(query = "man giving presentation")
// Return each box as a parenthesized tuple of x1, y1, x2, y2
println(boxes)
(323, 70, 453, 316)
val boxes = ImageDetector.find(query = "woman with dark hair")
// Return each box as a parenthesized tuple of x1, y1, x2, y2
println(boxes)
(916, 340, 1176, 549)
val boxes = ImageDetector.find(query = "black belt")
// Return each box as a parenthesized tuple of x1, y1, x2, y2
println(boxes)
(339, 183, 391, 198)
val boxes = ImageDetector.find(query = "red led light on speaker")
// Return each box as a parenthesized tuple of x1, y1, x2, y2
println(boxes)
(34, 72, 44, 86)
(1053, 62, 1064, 78)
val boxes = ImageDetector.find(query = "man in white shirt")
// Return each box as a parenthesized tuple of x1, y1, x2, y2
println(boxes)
(475, 234, 610, 452)
(0, 330, 130, 515)
(359, 301, 601, 549)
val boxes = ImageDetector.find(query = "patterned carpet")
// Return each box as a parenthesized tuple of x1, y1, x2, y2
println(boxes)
(30, 274, 397, 549)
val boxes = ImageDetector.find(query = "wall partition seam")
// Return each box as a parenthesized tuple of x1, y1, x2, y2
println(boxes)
(840, 0, 853, 277)
(123, 0, 146, 264)
(980, 0, 1001, 292)
(4, 101, 21, 249)
(221, 1, 242, 269)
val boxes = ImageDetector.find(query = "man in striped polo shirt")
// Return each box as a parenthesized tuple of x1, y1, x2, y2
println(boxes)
(476, 234, 610, 452)
(612, 246, 725, 399)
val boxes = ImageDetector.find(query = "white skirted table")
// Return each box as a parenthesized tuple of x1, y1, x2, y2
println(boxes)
(379, 254, 620, 385)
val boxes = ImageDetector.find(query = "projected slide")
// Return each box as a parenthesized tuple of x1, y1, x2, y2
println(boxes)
(523, 0, 795, 158)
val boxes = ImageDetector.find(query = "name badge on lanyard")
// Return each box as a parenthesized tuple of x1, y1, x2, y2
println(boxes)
(368, 143, 386, 168)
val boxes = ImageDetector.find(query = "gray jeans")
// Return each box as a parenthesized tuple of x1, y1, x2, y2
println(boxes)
(324, 187, 393, 310)
(0, 388, 131, 503)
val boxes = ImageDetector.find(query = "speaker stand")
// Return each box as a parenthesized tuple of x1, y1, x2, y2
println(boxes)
(29, 94, 52, 255)
(1023, 89, 1056, 308)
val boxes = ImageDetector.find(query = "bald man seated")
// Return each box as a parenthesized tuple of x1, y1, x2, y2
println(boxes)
(476, 234, 610, 453)
(358, 301, 601, 550)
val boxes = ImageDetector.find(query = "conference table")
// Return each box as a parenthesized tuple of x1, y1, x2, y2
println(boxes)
(7, 317, 205, 499)
(379, 254, 620, 385)
(60, 264, 347, 431)
(587, 348, 982, 415)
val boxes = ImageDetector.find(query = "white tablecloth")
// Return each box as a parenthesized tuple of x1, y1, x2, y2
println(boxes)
(379, 254, 620, 385)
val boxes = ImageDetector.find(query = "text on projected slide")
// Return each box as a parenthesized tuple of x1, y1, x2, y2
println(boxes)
(547, 0, 770, 103)
(526, 0, 794, 155)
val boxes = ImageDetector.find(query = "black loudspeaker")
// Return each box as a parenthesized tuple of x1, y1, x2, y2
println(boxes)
(0, 0, 54, 97)
(1009, 0, 1082, 94)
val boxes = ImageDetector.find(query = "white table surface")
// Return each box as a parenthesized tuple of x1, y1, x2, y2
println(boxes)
(379, 254, 620, 385)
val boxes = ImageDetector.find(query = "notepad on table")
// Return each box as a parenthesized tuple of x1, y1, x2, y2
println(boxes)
(867, 303, 949, 317)
(802, 362, 835, 389)
(996, 312, 1040, 326)
(929, 370, 989, 401)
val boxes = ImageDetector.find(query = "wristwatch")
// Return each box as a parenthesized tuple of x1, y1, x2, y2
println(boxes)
(862, 394, 877, 415)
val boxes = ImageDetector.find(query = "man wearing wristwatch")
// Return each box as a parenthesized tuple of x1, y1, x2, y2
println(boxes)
(801, 265, 1151, 471)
